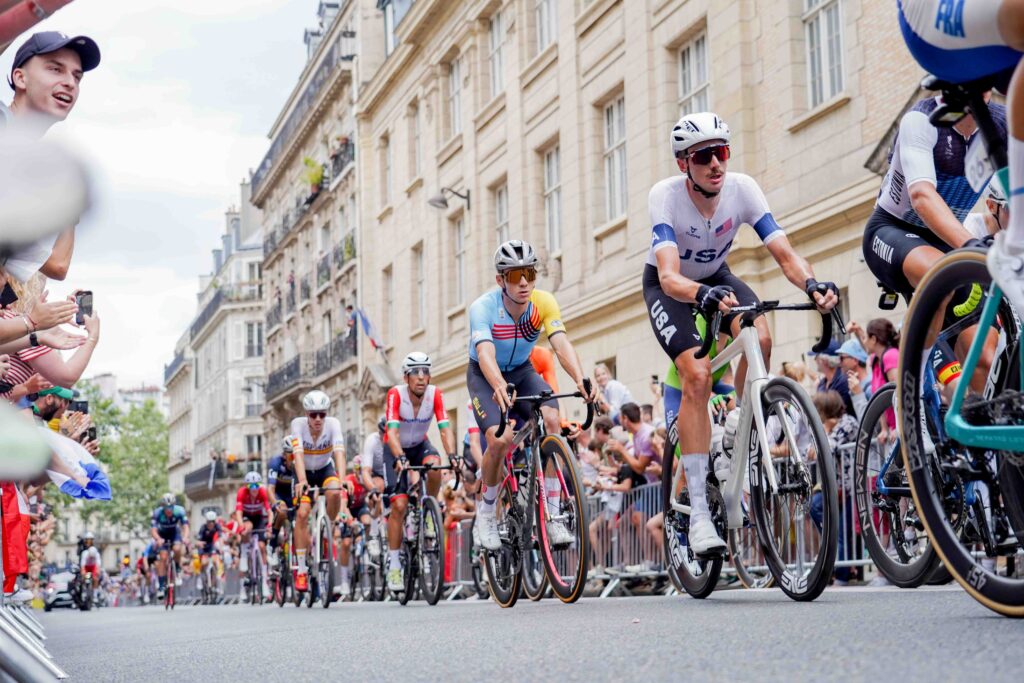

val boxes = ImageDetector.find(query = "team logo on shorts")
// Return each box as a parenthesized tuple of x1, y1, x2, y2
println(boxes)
(472, 397, 487, 420)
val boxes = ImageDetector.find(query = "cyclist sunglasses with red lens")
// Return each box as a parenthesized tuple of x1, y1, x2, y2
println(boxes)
(687, 144, 730, 165)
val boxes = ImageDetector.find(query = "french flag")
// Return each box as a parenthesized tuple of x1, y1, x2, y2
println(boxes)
(40, 429, 112, 501)
(714, 217, 733, 235)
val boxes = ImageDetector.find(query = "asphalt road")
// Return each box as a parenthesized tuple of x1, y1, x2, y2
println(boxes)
(38, 586, 1024, 682)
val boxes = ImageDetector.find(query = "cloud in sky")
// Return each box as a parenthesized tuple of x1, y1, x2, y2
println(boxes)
(1, 0, 319, 387)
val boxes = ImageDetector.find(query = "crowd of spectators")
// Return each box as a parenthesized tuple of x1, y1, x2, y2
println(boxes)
(1, 30, 106, 605)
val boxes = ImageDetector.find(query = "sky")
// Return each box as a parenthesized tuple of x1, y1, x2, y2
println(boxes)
(0, 0, 319, 388)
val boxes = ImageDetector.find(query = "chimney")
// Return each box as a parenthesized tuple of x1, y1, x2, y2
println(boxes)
(221, 233, 232, 261)
(213, 248, 223, 272)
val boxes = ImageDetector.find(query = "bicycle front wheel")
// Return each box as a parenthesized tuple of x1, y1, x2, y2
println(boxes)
(318, 520, 334, 608)
(749, 377, 837, 601)
(521, 505, 549, 601)
(418, 497, 446, 605)
(483, 482, 522, 608)
(536, 436, 590, 603)
(899, 248, 1024, 617)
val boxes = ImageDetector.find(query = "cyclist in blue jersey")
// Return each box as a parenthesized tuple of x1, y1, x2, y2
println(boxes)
(467, 239, 597, 550)
(267, 436, 296, 556)
(150, 492, 189, 599)
(643, 111, 839, 553)
(896, 0, 1024, 312)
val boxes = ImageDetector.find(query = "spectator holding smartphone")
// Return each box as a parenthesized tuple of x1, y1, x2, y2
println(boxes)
(594, 363, 633, 425)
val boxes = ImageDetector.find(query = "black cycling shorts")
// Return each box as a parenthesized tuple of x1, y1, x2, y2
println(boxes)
(642, 263, 759, 361)
(467, 359, 557, 432)
(862, 206, 951, 300)
(383, 440, 440, 498)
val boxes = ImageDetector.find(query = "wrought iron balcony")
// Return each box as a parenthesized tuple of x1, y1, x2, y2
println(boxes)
(330, 140, 355, 179)
(317, 253, 331, 287)
(332, 233, 357, 271)
(190, 285, 263, 341)
(184, 461, 249, 496)
(286, 288, 297, 314)
(300, 275, 312, 302)
(266, 353, 314, 400)
(267, 301, 282, 330)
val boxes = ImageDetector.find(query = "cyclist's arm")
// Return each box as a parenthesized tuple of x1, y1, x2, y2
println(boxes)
(899, 111, 972, 248)
(549, 332, 589, 396)
(385, 387, 405, 456)
(432, 388, 456, 456)
(360, 437, 379, 490)
(334, 445, 347, 481)
(764, 235, 816, 291)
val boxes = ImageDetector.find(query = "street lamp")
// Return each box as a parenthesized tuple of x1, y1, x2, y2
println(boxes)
(427, 187, 470, 211)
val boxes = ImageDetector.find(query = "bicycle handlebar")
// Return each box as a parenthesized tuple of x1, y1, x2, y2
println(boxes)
(495, 378, 595, 438)
(694, 300, 846, 360)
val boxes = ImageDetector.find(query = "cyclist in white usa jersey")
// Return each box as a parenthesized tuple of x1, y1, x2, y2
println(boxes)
(642, 111, 839, 553)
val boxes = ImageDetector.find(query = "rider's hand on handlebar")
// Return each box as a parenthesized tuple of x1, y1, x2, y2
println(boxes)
(493, 384, 516, 413)
(394, 454, 408, 473)
(804, 278, 839, 313)
(577, 379, 598, 404)
(295, 481, 309, 499)
(696, 284, 738, 315)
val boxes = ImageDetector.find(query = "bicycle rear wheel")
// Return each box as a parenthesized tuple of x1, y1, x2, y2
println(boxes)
(853, 384, 940, 587)
(484, 482, 522, 608)
(418, 497, 446, 605)
(521, 506, 549, 601)
(398, 542, 416, 605)
(660, 418, 724, 598)
(728, 523, 774, 589)
(749, 377, 837, 601)
(536, 436, 590, 603)
(899, 248, 1024, 617)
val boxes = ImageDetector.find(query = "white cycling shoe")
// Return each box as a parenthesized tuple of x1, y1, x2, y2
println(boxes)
(988, 232, 1024, 315)
(688, 516, 726, 555)
(476, 508, 502, 551)
(546, 519, 574, 548)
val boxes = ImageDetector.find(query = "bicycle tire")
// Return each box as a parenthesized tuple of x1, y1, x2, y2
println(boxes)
(419, 497, 446, 605)
(749, 376, 837, 601)
(728, 524, 775, 589)
(899, 248, 1024, 616)
(521, 499, 549, 602)
(661, 417, 724, 598)
(853, 384, 941, 587)
(398, 542, 415, 605)
(319, 519, 334, 608)
(536, 435, 590, 603)
(484, 482, 522, 608)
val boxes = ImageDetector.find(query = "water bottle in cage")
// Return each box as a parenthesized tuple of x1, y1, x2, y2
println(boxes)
(721, 407, 740, 456)
(406, 511, 418, 541)
(710, 422, 730, 484)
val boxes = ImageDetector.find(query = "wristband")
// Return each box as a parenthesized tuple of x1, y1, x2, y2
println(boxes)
(29, 332, 39, 347)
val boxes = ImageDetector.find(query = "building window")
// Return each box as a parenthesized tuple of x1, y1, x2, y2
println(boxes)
(383, 266, 394, 340)
(804, 0, 843, 108)
(245, 434, 262, 458)
(381, 135, 392, 206)
(678, 33, 709, 115)
(410, 102, 421, 178)
(603, 96, 627, 220)
(453, 217, 466, 305)
(448, 57, 462, 137)
(535, 0, 557, 53)
(494, 184, 509, 245)
(489, 11, 505, 98)
(319, 222, 330, 253)
(381, 0, 413, 56)
(245, 322, 263, 357)
(543, 146, 561, 253)
(322, 312, 332, 345)
(413, 243, 426, 328)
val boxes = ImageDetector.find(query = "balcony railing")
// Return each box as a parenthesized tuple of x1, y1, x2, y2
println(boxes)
(184, 461, 250, 496)
(164, 352, 187, 384)
(266, 353, 314, 399)
(315, 341, 333, 376)
(300, 275, 312, 302)
(317, 253, 331, 287)
(332, 233, 357, 271)
(330, 140, 355, 180)
(286, 288, 296, 314)
(267, 301, 282, 330)
(190, 284, 263, 341)
(250, 25, 356, 200)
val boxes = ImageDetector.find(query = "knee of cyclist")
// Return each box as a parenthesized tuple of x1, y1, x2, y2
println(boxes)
(757, 325, 772, 353)
(296, 506, 310, 521)
(681, 368, 712, 402)
(392, 498, 408, 515)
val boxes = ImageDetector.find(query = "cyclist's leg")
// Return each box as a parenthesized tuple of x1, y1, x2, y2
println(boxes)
(710, 265, 766, 398)
(467, 362, 516, 516)
(320, 463, 342, 520)
(864, 208, 951, 299)
(407, 441, 442, 498)
(294, 488, 313, 577)
(383, 448, 409, 576)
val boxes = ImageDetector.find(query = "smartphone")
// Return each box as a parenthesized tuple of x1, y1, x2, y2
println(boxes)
(85, 426, 97, 442)
(69, 399, 89, 414)
(650, 374, 659, 384)
(75, 290, 93, 326)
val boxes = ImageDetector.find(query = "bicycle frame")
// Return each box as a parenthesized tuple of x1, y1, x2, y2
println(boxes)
(945, 283, 1024, 450)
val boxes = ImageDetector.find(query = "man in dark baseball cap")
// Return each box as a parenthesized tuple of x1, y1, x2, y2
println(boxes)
(2, 31, 100, 127)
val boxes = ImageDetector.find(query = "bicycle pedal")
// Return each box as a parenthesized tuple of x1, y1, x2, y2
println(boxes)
(694, 548, 726, 560)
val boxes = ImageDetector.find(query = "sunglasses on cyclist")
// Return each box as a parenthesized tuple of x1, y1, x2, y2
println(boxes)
(307, 411, 326, 420)
(502, 267, 537, 283)
(687, 144, 730, 165)
(406, 367, 430, 378)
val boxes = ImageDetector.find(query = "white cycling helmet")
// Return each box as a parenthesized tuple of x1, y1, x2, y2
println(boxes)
(302, 390, 330, 412)
(988, 178, 1007, 204)
(82, 531, 95, 540)
(161, 493, 176, 506)
(244, 471, 262, 485)
(204, 510, 217, 522)
(402, 351, 431, 375)
(281, 436, 294, 454)
(494, 240, 539, 273)
(671, 112, 731, 157)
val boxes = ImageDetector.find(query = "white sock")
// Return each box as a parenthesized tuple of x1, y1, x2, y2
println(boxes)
(479, 483, 497, 515)
(1007, 136, 1024, 250)
(296, 550, 307, 574)
(340, 565, 350, 583)
(388, 550, 401, 570)
(680, 453, 710, 521)
(545, 477, 560, 516)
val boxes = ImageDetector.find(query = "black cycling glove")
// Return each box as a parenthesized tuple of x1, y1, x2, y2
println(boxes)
(696, 284, 735, 315)
(804, 278, 839, 304)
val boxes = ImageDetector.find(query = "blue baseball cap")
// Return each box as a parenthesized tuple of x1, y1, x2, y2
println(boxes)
(836, 339, 868, 364)
(9, 32, 101, 89)
(807, 339, 841, 357)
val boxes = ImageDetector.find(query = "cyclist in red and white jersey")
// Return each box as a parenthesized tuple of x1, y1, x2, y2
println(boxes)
(288, 390, 347, 592)
(79, 531, 101, 590)
(383, 352, 458, 591)
(234, 471, 271, 594)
